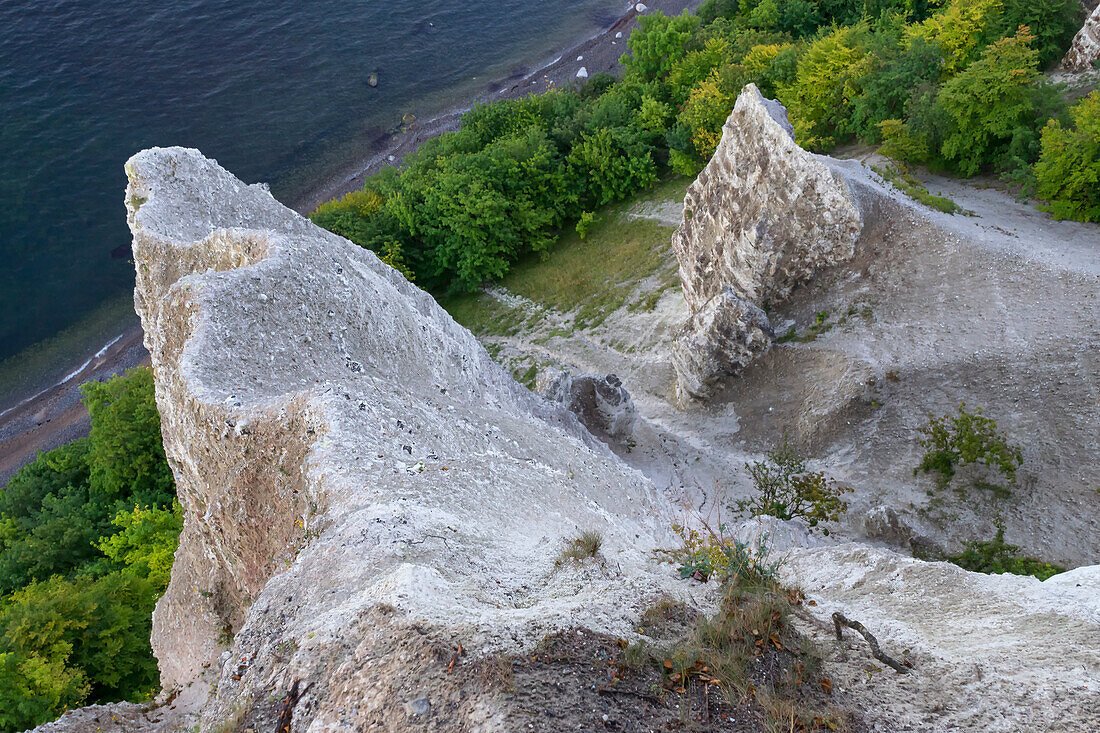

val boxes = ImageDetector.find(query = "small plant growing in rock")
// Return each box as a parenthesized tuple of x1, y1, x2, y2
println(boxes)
(732, 443, 852, 532)
(949, 518, 1064, 581)
(555, 530, 603, 566)
(575, 211, 598, 239)
(657, 525, 780, 584)
(916, 403, 1022, 488)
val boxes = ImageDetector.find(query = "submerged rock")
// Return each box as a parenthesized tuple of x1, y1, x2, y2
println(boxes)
(670, 84, 861, 400)
(1062, 3, 1100, 71)
(543, 371, 636, 443)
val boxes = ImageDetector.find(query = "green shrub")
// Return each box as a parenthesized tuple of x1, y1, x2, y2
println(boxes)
(778, 23, 874, 149)
(0, 368, 178, 730)
(949, 520, 1065, 580)
(662, 524, 781, 584)
(916, 403, 1023, 487)
(733, 443, 852, 531)
(555, 530, 603, 566)
(1035, 91, 1100, 222)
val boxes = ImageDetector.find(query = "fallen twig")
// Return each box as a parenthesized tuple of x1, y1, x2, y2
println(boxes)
(832, 612, 910, 674)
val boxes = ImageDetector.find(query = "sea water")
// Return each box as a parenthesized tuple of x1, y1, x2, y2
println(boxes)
(0, 0, 621, 367)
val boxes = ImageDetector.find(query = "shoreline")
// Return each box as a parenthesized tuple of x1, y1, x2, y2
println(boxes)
(293, 0, 703, 214)
(0, 0, 702, 482)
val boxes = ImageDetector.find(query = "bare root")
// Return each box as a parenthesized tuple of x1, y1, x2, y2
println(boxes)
(832, 612, 911, 674)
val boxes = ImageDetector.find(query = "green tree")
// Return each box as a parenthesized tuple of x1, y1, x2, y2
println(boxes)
(935, 27, 1042, 175)
(994, 0, 1077, 68)
(0, 440, 102, 594)
(778, 23, 874, 149)
(849, 38, 944, 140)
(0, 572, 160, 713)
(567, 126, 658, 207)
(906, 0, 1005, 74)
(95, 502, 183, 594)
(0, 649, 88, 733)
(1035, 91, 1100, 222)
(81, 367, 174, 508)
(621, 11, 702, 82)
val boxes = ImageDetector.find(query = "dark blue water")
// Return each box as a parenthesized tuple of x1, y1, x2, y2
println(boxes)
(0, 0, 621, 365)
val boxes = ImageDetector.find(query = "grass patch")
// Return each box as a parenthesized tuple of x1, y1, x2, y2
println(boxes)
(648, 526, 849, 731)
(555, 530, 604, 566)
(442, 292, 527, 337)
(871, 164, 967, 215)
(440, 177, 684, 334)
(501, 207, 675, 329)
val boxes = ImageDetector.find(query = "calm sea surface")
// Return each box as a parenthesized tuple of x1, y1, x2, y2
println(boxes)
(0, 0, 621, 364)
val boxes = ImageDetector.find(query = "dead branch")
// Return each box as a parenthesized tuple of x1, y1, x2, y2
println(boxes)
(832, 612, 910, 674)
(275, 678, 313, 732)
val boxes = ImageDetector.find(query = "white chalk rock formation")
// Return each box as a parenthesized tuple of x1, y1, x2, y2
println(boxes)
(1063, 3, 1100, 71)
(671, 84, 862, 400)
(542, 371, 636, 443)
(670, 287, 774, 401)
(111, 147, 688, 730)
(782, 544, 1100, 732)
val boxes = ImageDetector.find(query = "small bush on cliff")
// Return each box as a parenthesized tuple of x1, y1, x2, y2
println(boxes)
(732, 444, 852, 532)
(949, 519, 1065, 580)
(662, 524, 780, 583)
(916, 403, 1023, 488)
(0, 367, 178, 731)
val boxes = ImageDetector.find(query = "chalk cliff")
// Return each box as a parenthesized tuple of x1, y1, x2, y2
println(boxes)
(1063, 2, 1100, 72)
(114, 147, 689, 731)
(35, 136, 1100, 732)
(671, 85, 862, 400)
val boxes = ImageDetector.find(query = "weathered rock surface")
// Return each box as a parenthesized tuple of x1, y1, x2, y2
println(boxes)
(102, 147, 692, 731)
(542, 371, 637, 443)
(673, 84, 862, 312)
(671, 84, 862, 400)
(1063, 3, 1100, 71)
(670, 287, 773, 401)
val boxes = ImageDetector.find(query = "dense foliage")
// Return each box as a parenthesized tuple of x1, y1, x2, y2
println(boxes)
(0, 368, 178, 732)
(1035, 91, 1100, 222)
(313, 0, 1087, 298)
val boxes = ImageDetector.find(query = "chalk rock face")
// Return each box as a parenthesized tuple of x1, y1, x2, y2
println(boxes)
(116, 147, 687, 731)
(671, 84, 861, 400)
(673, 84, 862, 312)
(1063, 3, 1100, 71)
(543, 371, 636, 443)
(670, 288, 774, 401)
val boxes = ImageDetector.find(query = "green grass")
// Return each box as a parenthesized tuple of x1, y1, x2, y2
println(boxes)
(871, 164, 967, 215)
(442, 177, 685, 335)
(443, 292, 533, 337)
(502, 209, 675, 328)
